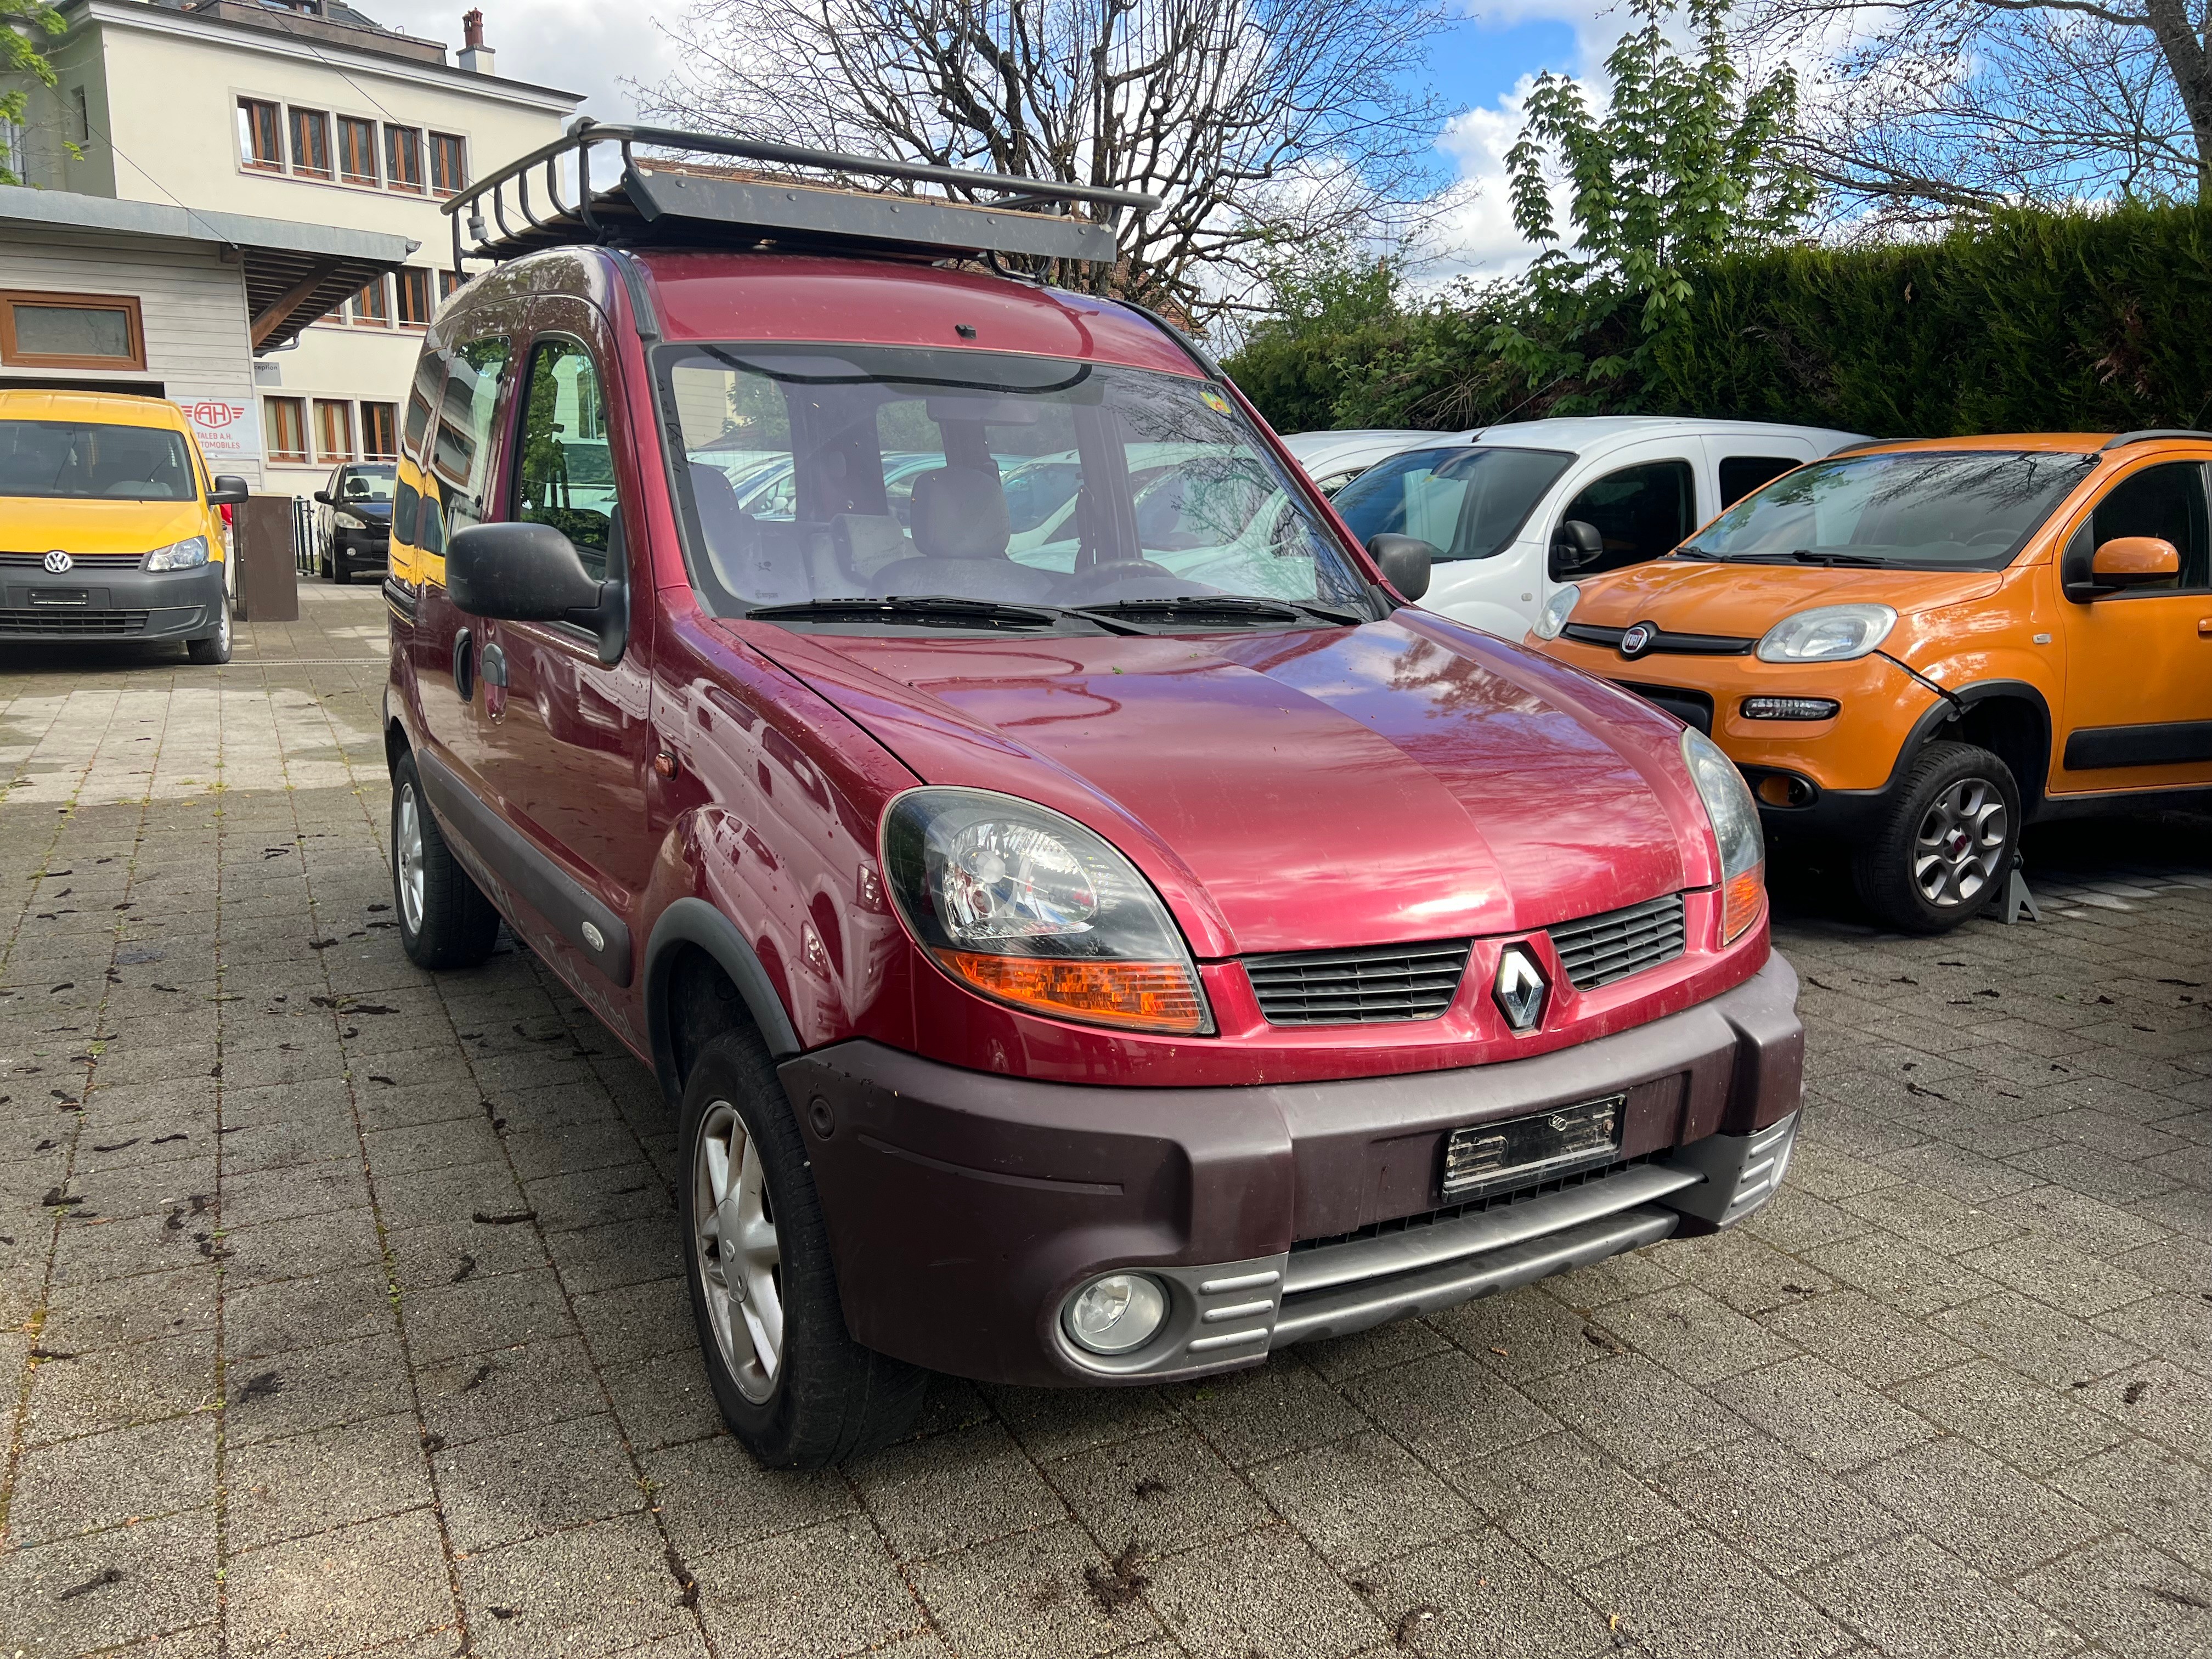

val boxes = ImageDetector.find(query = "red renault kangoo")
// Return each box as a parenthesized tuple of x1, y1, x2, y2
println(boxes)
(379, 125, 1803, 1466)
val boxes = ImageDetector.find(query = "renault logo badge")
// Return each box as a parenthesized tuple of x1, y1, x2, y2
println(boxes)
(1618, 622, 1656, 658)
(43, 550, 73, 574)
(1493, 945, 1548, 1032)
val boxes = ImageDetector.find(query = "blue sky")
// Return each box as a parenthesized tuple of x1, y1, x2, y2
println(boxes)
(370, 0, 1611, 274)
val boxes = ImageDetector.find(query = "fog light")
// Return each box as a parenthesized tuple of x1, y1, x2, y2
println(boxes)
(1754, 772, 1816, 808)
(1741, 696, 1839, 721)
(1062, 1272, 1169, 1355)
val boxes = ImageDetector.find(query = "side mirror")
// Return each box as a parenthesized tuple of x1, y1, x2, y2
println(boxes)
(2091, 536, 2179, 588)
(208, 476, 251, 506)
(313, 490, 332, 505)
(1550, 520, 1605, 574)
(1367, 533, 1434, 603)
(449, 520, 610, 625)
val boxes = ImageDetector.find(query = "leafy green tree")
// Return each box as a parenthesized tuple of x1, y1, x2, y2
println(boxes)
(1496, 0, 1813, 406)
(2, 0, 67, 188)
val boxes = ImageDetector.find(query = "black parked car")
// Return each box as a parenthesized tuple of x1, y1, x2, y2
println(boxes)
(313, 462, 396, 583)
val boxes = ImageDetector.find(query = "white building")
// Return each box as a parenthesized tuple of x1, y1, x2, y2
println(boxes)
(3, 0, 579, 495)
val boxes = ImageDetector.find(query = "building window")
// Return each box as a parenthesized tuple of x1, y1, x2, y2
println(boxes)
(0, 290, 146, 369)
(437, 270, 462, 304)
(1, 116, 25, 183)
(266, 396, 307, 464)
(394, 268, 432, 326)
(428, 132, 465, 197)
(384, 125, 424, 193)
(349, 276, 390, 327)
(238, 99, 283, 171)
(362, 402, 398, 461)
(71, 88, 89, 144)
(338, 116, 379, 186)
(314, 398, 354, 462)
(290, 108, 331, 180)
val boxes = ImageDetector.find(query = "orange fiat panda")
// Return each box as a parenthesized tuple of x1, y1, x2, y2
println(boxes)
(1530, 431, 2212, 933)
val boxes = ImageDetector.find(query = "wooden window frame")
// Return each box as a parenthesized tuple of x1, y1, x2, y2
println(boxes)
(384, 123, 425, 194)
(428, 131, 466, 198)
(350, 275, 391, 328)
(0, 289, 146, 370)
(290, 106, 332, 180)
(314, 398, 356, 464)
(337, 115, 379, 187)
(362, 402, 399, 461)
(266, 396, 308, 465)
(238, 98, 284, 172)
(394, 268, 433, 328)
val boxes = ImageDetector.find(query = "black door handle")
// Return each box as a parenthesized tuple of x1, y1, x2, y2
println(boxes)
(453, 628, 475, 702)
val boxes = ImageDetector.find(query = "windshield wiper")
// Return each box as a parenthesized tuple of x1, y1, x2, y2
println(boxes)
(1669, 545, 1721, 560)
(1073, 596, 1367, 628)
(745, 595, 1142, 633)
(1790, 549, 1888, 567)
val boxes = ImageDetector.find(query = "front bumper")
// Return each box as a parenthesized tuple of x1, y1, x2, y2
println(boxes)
(335, 529, 391, 568)
(0, 563, 228, 642)
(783, 953, 1803, 1387)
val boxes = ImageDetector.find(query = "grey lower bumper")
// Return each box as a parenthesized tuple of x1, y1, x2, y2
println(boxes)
(2, 563, 227, 640)
(1062, 1112, 1799, 1375)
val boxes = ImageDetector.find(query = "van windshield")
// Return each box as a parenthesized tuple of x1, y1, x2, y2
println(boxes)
(0, 420, 198, 501)
(1688, 449, 2097, 569)
(1331, 445, 1573, 560)
(657, 345, 1376, 630)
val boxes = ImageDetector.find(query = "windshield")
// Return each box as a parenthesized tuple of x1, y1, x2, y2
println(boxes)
(1692, 450, 2098, 569)
(343, 465, 397, 503)
(0, 420, 198, 501)
(1333, 445, 1573, 560)
(657, 345, 1374, 627)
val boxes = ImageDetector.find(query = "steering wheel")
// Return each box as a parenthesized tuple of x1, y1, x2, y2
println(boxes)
(1054, 557, 1177, 604)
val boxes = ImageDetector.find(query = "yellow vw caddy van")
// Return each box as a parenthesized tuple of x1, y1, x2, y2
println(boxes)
(0, 389, 247, 663)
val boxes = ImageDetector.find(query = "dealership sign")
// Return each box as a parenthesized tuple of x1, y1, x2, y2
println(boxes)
(173, 394, 262, 466)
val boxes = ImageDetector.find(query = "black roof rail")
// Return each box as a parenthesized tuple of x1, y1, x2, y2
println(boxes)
(1827, 436, 1909, 454)
(442, 121, 1161, 276)
(2101, 428, 2212, 449)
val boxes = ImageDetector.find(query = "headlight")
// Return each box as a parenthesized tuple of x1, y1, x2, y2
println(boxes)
(882, 787, 1210, 1034)
(1680, 729, 1765, 943)
(334, 511, 366, 531)
(1532, 584, 1579, 640)
(145, 535, 210, 571)
(1755, 603, 1895, 663)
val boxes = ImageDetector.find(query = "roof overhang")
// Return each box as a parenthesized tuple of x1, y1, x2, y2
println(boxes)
(0, 184, 417, 353)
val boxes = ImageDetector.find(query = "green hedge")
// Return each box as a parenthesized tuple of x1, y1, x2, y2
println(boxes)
(1227, 205, 2212, 438)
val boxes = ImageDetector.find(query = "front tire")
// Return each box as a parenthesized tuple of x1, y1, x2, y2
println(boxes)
(391, 752, 500, 969)
(332, 546, 352, 585)
(1853, 741, 2020, 934)
(185, 595, 232, 665)
(679, 1029, 923, 1468)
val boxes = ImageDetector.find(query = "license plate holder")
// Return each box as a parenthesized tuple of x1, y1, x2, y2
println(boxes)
(1441, 1093, 1626, 1200)
(29, 589, 89, 606)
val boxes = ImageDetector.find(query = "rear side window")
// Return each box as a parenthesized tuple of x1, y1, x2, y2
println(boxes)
(2087, 461, 2210, 590)
(402, 351, 443, 461)
(512, 337, 617, 580)
(392, 479, 420, 545)
(430, 335, 510, 533)
(1718, 454, 1800, 509)
(1555, 459, 1696, 577)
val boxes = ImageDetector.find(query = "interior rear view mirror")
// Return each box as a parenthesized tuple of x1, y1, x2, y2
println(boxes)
(1551, 520, 1605, 573)
(1367, 533, 1435, 603)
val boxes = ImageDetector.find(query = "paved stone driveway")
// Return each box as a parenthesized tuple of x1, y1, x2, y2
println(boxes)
(3, 584, 2207, 1659)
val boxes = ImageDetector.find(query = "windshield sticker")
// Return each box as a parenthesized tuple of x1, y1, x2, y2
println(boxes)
(1198, 386, 1233, 417)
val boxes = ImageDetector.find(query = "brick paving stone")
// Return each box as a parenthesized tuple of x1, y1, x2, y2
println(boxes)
(8, 586, 2211, 1659)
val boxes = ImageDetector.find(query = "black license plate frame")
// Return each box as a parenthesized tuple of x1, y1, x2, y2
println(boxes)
(1441, 1093, 1627, 1201)
(29, 589, 89, 606)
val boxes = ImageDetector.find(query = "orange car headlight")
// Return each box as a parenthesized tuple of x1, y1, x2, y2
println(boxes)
(883, 787, 1214, 1036)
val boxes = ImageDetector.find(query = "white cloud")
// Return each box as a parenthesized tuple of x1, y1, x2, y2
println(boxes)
(1419, 84, 1545, 284)
(360, 0, 684, 121)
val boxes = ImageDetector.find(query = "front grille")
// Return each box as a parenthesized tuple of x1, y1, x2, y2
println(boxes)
(0, 608, 149, 636)
(1245, 939, 1471, 1024)
(0, 551, 144, 568)
(1561, 622, 1756, 655)
(1548, 893, 1686, 990)
(1617, 680, 1714, 735)
(1292, 1154, 1651, 1252)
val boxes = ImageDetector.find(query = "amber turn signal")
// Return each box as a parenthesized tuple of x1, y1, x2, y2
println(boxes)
(1721, 865, 1765, 944)
(931, 950, 1207, 1034)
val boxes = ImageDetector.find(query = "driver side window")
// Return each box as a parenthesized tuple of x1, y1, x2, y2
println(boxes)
(2084, 461, 2210, 590)
(1554, 459, 1696, 578)
(513, 337, 617, 581)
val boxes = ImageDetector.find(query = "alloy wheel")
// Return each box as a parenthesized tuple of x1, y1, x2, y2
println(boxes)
(693, 1100, 785, 1403)
(1910, 777, 2007, 908)
(396, 783, 426, 933)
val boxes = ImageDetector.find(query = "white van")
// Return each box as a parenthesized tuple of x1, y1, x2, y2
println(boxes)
(1327, 417, 1867, 636)
(1279, 428, 1453, 496)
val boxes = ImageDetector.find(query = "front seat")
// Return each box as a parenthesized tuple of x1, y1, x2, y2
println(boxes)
(868, 466, 1056, 602)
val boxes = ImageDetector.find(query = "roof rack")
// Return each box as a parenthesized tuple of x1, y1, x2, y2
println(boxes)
(442, 121, 1161, 274)
(2101, 428, 2212, 449)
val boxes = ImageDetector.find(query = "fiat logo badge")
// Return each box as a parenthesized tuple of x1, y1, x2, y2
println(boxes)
(43, 549, 73, 573)
(1618, 622, 1656, 658)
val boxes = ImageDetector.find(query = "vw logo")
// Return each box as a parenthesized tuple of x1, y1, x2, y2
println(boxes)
(1493, 944, 1549, 1032)
(1618, 622, 1656, 658)
(43, 549, 73, 574)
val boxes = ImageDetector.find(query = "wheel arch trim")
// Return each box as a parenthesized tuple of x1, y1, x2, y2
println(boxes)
(645, 896, 804, 1089)
(1888, 678, 2052, 809)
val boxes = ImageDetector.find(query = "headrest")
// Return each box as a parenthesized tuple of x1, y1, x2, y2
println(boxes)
(909, 466, 1011, 561)
(832, 514, 910, 577)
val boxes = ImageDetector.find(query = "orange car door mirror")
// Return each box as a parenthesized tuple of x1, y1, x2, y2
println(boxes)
(2087, 535, 2181, 591)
